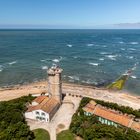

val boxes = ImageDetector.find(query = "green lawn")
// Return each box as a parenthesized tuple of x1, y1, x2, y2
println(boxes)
(33, 128, 50, 140)
(57, 130, 75, 140)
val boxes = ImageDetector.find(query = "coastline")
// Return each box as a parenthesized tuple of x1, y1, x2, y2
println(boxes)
(0, 80, 140, 109)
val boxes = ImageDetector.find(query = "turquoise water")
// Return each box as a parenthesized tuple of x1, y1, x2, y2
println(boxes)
(0, 29, 140, 95)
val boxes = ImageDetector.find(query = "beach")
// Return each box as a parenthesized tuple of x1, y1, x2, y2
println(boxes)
(0, 80, 140, 110)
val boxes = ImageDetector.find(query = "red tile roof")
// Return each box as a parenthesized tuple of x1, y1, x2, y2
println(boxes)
(83, 101, 133, 127)
(27, 96, 60, 114)
(33, 96, 48, 104)
(94, 105, 132, 127)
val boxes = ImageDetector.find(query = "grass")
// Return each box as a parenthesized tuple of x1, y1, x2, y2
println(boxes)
(57, 130, 75, 140)
(107, 75, 128, 90)
(33, 128, 50, 140)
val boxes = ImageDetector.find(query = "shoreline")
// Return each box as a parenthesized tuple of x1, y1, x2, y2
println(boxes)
(0, 80, 140, 109)
(0, 79, 139, 96)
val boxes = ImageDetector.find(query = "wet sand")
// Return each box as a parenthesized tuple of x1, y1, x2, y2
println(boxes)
(0, 80, 140, 109)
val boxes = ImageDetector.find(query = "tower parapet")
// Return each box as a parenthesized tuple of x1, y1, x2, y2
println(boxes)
(47, 66, 63, 103)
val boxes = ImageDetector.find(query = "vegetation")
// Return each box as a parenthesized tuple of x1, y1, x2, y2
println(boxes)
(81, 97, 140, 118)
(57, 130, 75, 140)
(70, 97, 140, 140)
(107, 74, 128, 90)
(0, 95, 35, 140)
(33, 129, 50, 140)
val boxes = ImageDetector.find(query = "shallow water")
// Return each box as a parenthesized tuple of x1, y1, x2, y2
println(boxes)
(0, 29, 140, 95)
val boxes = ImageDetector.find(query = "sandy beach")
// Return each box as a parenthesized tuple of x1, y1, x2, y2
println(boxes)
(0, 81, 140, 110)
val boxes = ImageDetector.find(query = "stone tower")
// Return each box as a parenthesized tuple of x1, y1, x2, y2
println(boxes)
(47, 66, 63, 103)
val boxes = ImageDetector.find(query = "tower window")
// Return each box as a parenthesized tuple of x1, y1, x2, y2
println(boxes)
(36, 111, 39, 115)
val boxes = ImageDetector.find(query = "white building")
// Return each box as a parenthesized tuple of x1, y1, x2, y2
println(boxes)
(25, 96, 60, 122)
(25, 66, 63, 122)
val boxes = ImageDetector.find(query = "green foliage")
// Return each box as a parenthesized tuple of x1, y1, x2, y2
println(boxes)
(33, 129, 50, 140)
(0, 95, 35, 140)
(94, 98, 140, 118)
(107, 74, 128, 90)
(57, 130, 75, 140)
(70, 97, 140, 140)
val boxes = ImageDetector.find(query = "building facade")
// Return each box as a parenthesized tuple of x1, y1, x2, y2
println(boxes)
(25, 66, 63, 122)
(83, 100, 140, 131)
(47, 66, 63, 103)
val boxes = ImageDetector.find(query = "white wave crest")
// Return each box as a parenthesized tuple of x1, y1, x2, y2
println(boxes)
(87, 44, 94, 47)
(119, 41, 124, 44)
(100, 52, 108, 55)
(121, 48, 125, 51)
(9, 61, 17, 65)
(67, 44, 72, 47)
(106, 55, 118, 60)
(128, 48, 136, 51)
(52, 59, 60, 63)
(42, 66, 48, 70)
(129, 42, 139, 45)
(127, 56, 134, 59)
(89, 62, 99, 66)
(99, 58, 104, 61)
(68, 75, 80, 81)
(131, 75, 137, 79)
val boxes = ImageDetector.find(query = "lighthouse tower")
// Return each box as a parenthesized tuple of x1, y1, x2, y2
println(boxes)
(47, 66, 63, 103)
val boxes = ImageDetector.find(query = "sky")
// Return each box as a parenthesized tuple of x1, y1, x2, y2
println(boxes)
(0, 0, 140, 29)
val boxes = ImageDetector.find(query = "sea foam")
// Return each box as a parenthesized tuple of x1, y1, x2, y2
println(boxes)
(121, 48, 125, 51)
(9, 61, 17, 65)
(68, 75, 80, 81)
(106, 55, 118, 60)
(131, 76, 137, 79)
(99, 58, 104, 61)
(119, 41, 124, 44)
(67, 44, 72, 47)
(129, 42, 139, 45)
(100, 52, 108, 55)
(52, 59, 60, 63)
(89, 62, 99, 66)
(128, 48, 136, 51)
(87, 44, 94, 47)
(42, 66, 48, 70)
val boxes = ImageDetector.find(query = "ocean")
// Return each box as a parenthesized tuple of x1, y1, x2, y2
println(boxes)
(0, 29, 140, 95)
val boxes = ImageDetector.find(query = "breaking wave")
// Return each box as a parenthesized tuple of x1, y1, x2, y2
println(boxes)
(128, 48, 136, 51)
(106, 55, 118, 60)
(121, 48, 125, 51)
(67, 44, 73, 47)
(129, 42, 139, 45)
(99, 58, 104, 61)
(87, 44, 94, 47)
(89, 62, 99, 66)
(68, 75, 80, 81)
(119, 41, 124, 44)
(100, 52, 108, 55)
(8, 61, 17, 65)
(42, 66, 48, 70)
(131, 75, 137, 79)
(52, 59, 60, 63)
